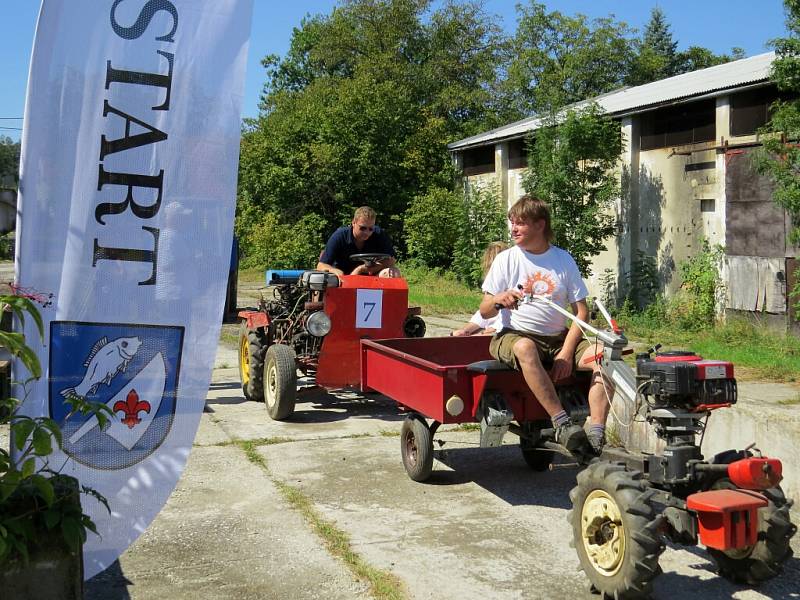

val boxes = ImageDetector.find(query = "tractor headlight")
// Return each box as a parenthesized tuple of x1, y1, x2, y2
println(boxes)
(306, 311, 332, 337)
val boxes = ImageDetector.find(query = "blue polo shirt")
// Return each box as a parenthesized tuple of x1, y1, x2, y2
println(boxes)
(320, 225, 396, 274)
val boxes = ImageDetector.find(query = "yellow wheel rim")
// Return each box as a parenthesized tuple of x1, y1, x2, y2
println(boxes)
(239, 334, 250, 386)
(581, 489, 626, 576)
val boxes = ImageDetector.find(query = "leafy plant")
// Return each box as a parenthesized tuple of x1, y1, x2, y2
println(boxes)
(236, 207, 328, 270)
(672, 239, 724, 328)
(0, 295, 111, 565)
(403, 187, 463, 269)
(452, 184, 509, 287)
(522, 104, 623, 277)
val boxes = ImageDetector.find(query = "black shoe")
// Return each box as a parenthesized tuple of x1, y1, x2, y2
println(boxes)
(554, 422, 589, 457)
(587, 432, 605, 456)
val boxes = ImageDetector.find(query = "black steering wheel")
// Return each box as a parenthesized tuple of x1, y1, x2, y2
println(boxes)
(349, 253, 392, 268)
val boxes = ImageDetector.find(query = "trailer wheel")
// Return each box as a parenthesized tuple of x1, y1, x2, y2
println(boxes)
(520, 444, 554, 471)
(239, 322, 267, 402)
(707, 481, 797, 585)
(520, 422, 553, 471)
(568, 462, 664, 599)
(401, 415, 434, 482)
(263, 344, 297, 420)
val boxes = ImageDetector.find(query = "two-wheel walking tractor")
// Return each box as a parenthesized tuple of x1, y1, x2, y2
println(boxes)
(362, 295, 796, 598)
(237, 254, 425, 420)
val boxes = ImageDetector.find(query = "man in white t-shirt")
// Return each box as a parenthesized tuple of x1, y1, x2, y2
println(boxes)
(479, 196, 613, 459)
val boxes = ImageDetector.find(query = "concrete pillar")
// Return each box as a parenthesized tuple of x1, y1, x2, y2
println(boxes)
(495, 142, 509, 207)
(715, 95, 730, 249)
(620, 117, 640, 282)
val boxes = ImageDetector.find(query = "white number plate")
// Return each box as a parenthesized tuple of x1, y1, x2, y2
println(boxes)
(356, 289, 383, 329)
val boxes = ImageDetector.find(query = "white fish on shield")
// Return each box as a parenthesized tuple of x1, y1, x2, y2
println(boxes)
(60, 336, 142, 401)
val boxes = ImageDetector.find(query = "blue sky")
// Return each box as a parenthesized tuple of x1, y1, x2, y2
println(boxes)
(0, 1, 789, 141)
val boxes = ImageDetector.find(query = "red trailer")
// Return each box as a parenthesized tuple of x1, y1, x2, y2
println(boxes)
(360, 334, 590, 481)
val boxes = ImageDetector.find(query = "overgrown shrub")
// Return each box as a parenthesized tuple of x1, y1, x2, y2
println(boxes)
(403, 187, 463, 268)
(236, 206, 328, 270)
(624, 250, 659, 309)
(675, 239, 724, 327)
(452, 184, 509, 287)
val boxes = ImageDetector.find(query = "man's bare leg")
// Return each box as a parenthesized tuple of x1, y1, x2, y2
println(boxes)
(513, 338, 589, 456)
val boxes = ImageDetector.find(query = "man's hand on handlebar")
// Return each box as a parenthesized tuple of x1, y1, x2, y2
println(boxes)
(493, 289, 523, 310)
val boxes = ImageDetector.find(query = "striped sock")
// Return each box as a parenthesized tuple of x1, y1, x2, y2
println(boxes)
(552, 410, 570, 428)
(589, 424, 605, 438)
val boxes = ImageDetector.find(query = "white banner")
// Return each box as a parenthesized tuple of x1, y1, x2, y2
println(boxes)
(15, 0, 252, 578)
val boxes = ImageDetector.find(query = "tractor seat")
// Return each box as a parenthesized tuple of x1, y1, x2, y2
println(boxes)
(467, 360, 514, 373)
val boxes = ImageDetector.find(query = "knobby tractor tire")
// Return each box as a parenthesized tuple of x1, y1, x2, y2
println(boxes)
(239, 322, 267, 402)
(263, 344, 297, 421)
(707, 482, 797, 585)
(568, 462, 665, 599)
(401, 414, 434, 482)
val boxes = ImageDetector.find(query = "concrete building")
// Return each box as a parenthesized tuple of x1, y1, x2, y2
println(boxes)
(448, 52, 798, 329)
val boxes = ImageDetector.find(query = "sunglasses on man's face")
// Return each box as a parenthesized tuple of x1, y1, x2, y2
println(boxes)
(358, 225, 375, 232)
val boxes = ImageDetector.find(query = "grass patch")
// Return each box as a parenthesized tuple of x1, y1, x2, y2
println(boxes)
(618, 315, 800, 382)
(219, 326, 240, 348)
(236, 437, 407, 600)
(444, 423, 480, 432)
(378, 429, 399, 437)
(777, 395, 800, 406)
(403, 265, 480, 316)
(238, 267, 266, 285)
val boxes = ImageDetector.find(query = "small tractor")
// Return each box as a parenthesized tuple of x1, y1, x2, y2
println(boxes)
(526, 296, 798, 598)
(237, 253, 425, 420)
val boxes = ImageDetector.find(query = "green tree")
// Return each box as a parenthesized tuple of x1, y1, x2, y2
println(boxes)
(238, 0, 508, 261)
(627, 8, 743, 85)
(505, 2, 634, 115)
(626, 7, 679, 85)
(0, 137, 20, 186)
(521, 104, 623, 276)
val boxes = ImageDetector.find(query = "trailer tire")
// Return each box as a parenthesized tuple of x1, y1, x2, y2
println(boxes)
(239, 322, 267, 402)
(708, 482, 797, 585)
(568, 462, 664, 599)
(520, 445, 554, 471)
(264, 344, 297, 420)
(520, 422, 553, 471)
(401, 415, 434, 482)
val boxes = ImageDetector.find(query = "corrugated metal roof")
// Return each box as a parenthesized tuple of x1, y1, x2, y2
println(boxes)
(449, 51, 775, 150)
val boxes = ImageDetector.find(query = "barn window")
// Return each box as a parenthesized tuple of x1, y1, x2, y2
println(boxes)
(640, 99, 716, 151)
(461, 145, 495, 176)
(730, 86, 781, 137)
(508, 138, 528, 169)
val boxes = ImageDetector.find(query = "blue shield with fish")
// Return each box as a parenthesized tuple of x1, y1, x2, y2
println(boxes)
(49, 321, 184, 470)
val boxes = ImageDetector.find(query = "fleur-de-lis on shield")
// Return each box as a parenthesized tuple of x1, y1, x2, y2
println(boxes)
(114, 389, 152, 429)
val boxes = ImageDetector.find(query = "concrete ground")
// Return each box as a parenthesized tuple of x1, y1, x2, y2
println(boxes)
(83, 313, 800, 600)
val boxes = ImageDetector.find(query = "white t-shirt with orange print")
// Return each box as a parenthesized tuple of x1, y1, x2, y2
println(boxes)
(481, 244, 588, 335)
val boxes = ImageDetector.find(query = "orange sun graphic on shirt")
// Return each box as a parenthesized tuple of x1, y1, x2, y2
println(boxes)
(522, 272, 556, 296)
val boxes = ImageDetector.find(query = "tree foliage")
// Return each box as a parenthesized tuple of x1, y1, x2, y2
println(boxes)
(238, 0, 508, 253)
(0, 137, 20, 186)
(521, 104, 622, 276)
(505, 2, 634, 115)
(626, 7, 743, 86)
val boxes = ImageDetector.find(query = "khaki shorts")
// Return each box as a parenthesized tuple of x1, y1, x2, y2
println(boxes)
(489, 329, 595, 372)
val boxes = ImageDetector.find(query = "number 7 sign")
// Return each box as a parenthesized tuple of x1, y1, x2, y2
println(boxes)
(356, 289, 383, 328)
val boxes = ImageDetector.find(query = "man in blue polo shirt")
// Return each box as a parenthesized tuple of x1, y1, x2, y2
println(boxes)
(316, 206, 400, 277)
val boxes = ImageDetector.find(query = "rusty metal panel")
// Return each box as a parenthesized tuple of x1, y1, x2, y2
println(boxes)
(725, 149, 785, 257)
(726, 256, 786, 313)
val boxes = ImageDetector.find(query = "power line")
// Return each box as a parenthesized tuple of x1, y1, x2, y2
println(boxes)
(0, 118, 23, 121)
(0, 127, 22, 131)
